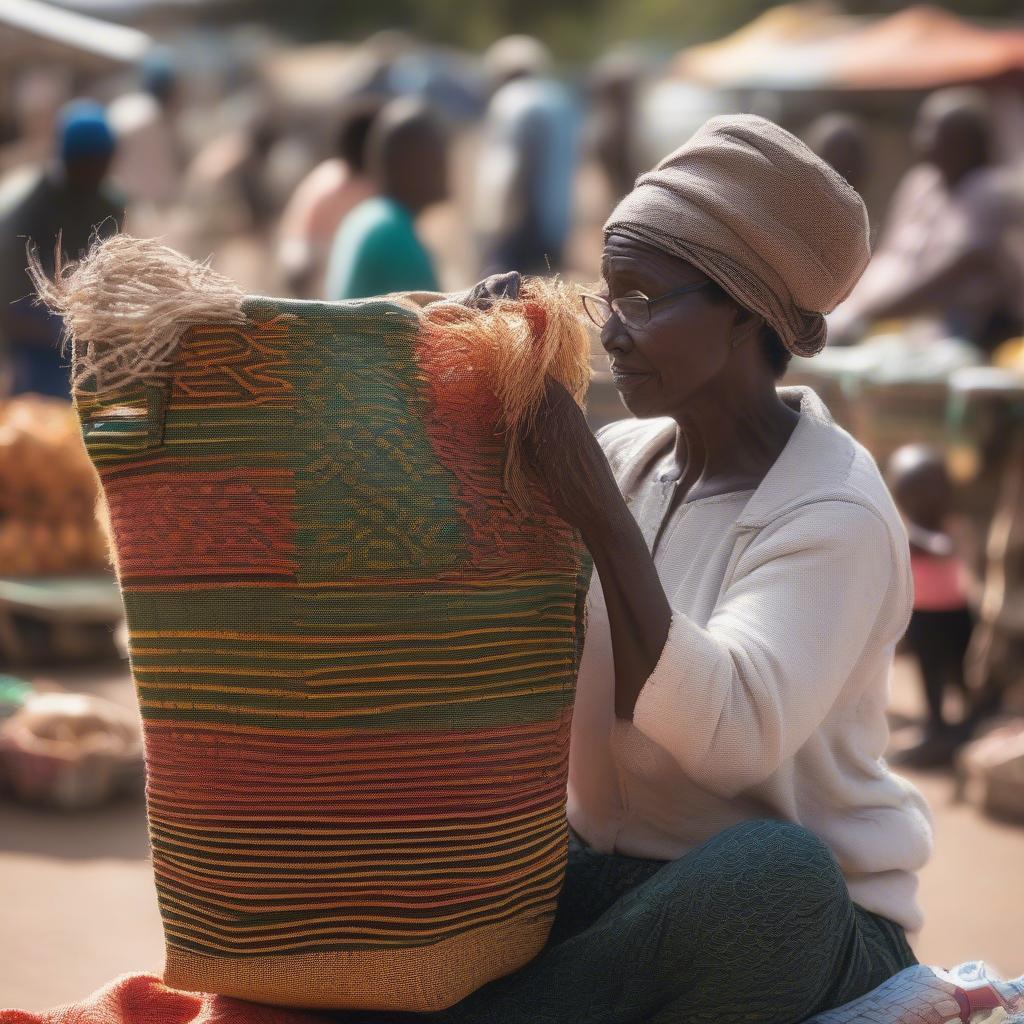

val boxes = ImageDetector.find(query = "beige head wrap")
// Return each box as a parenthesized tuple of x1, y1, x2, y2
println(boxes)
(603, 114, 870, 357)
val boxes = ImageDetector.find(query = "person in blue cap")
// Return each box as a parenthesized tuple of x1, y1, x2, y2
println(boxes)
(0, 99, 125, 399)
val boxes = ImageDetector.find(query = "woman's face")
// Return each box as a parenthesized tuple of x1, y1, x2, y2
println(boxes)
(596, 233, 743, 419)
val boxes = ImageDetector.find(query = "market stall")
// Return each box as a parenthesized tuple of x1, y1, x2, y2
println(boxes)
(0, 395, 123, 666)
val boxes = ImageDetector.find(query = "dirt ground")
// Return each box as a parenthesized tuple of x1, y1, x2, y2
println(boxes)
(1, 655, 1022, 1013)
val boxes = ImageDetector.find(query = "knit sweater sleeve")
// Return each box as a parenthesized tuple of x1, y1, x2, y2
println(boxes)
(629, 499, 899, 798)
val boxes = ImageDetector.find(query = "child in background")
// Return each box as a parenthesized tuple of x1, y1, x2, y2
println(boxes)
(887, 444, 975, 767)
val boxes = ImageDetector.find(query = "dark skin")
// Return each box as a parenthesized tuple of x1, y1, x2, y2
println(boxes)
(62, 152, 114, 192)
(886, 444, 956, 558)
(367, 100, 448, 216)
(806, 113, 868, 196)
(465, 234, 799, 720)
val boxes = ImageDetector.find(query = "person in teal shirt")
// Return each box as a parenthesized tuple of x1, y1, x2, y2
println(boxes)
(325, 97, 447, 300)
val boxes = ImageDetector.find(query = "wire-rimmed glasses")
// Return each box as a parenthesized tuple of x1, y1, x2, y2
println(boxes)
(580, 280, 712, 330)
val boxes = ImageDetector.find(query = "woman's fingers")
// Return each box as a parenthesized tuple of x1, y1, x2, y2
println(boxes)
(462, 271, 522, 309)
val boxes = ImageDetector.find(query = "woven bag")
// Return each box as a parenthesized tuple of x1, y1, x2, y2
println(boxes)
(39, 239, 593, 1012)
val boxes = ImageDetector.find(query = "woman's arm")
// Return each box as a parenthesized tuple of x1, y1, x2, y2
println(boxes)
(583, 508, 672, 721)
(627, 502, 896, 796)
(526, 384, 900, 797)
(524, 380, 672, 720)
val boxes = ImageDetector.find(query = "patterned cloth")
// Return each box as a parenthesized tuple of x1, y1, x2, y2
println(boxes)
(73, 296, 591, 1013)
(331, 819, 917, 1024)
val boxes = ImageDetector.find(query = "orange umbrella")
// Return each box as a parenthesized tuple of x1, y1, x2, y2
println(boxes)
(835, 5, 1024, 90)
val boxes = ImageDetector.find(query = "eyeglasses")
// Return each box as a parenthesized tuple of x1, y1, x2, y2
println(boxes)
(580, 281, 711, 330)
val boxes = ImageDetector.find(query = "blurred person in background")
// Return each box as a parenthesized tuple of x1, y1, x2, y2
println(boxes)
(587, 50, 644, 205)
(277, 96, 384, 298)
(805, 112, 869, 197)
(472, 35, 579, 277)
(829, 88, 1024, 351)
(107, 48, 184, 210)
(887, 444, 977, 768)
(0, 100, 124, 399)
(325, 96, 446, 300)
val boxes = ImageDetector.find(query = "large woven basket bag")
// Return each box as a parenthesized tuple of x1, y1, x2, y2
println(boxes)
(35, 237, 593, 1012)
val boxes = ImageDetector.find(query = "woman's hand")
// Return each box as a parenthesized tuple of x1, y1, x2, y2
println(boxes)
(460, 271, 522, 310)
(389, 273, 521, 312)
(523, 377, 628, 546)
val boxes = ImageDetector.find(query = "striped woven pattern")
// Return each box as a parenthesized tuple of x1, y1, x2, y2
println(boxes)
(75, 297, 592, 1012)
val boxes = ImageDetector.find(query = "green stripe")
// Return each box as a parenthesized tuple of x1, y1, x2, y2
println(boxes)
(129, 642, 569, 671)
(139, 688, 573, 730)
(123, 585, 579, 634)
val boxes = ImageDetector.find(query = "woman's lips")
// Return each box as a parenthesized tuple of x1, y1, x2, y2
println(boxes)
(610, 367, 651, 390)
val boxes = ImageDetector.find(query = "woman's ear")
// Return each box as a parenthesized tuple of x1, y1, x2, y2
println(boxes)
(730, 306, 764, 349)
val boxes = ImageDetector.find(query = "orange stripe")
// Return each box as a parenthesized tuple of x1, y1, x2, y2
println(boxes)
(147, 802, 562, 839)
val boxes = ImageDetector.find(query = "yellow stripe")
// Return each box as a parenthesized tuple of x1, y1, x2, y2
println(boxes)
(153, 831, 563, 879)
(157, 871, 560, 928)
(161, 896, 555, 953)
(140, 681, 566, 717)
(134, 653, 568, 680)
(131, 639, 565, 660)
(148, 803, 562, 839)
(148, 817, 558, 859)
(136, 661, 569, 696)
(157, 875, 561, 943)
(132, 625, 570, 641)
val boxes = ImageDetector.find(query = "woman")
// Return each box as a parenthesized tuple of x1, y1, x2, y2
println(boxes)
(340, 115, 1022, 1024)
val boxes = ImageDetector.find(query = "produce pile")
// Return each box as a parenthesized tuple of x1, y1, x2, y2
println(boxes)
(0, 395, 110, 577)
(0, 691, 144, 808)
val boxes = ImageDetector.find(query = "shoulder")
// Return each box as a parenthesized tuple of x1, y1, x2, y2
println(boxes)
(341, 197, 398, 231)
(892, 162, 943, 205)
(748, 495, 894, 566)
(595, 416, 674, 486)
(0, 167, 47, 225)
(98, 182, 126, 219)
(491, 78, 572, 123)
(739, 387, 907, 556)
(335, 198, 405, 253)
(307, 158, 348, 192)
(284, 160, 344, 213)
(958, 166, 1022, 221)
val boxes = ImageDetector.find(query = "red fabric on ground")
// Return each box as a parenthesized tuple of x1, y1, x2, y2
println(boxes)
(0, 973, 337, 1024)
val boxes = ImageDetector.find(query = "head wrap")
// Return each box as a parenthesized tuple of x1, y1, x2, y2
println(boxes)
(58, 99, 115, 163)
(603, 114, 870, 357)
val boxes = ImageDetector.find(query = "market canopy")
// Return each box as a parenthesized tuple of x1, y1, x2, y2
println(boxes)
(0, 0, 151, 68)
(675, 3, 865, 90)
(675, 2, 1024, 91)
(839, 6, 1024, 90)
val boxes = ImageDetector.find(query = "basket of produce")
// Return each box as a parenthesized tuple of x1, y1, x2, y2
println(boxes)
(0, 394, 123, 664)
(0, 394, 111, 577)
(0, 691, 143, 809)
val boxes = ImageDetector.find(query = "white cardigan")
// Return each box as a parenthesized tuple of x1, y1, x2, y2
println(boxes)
(567, 386, 934, 934)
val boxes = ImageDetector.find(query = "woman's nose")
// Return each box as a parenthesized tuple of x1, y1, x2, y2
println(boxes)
(600, 313, 632, 355)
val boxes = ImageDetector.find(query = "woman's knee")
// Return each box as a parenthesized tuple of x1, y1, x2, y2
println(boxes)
(699, 819, 847, 905)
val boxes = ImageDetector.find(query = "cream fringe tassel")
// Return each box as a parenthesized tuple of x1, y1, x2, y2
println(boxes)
(27, 234, 248, 397)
